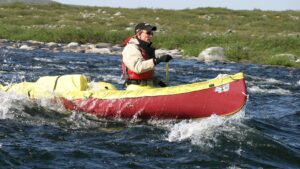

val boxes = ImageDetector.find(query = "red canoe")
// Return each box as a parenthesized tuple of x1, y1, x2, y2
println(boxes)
(61, 73, 247, 119)
(1, 72, 247, 119)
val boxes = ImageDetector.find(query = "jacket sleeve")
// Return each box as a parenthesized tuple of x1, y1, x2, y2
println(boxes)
(122, 44, 155, 74)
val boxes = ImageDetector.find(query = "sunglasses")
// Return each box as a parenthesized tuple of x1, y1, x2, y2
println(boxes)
(145, 31, 153, 35)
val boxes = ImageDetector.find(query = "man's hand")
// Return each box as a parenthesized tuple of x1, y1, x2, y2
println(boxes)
(153, 54, 173, 65)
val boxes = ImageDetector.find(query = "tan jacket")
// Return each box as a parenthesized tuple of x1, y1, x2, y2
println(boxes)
(122, 38, 155, 74)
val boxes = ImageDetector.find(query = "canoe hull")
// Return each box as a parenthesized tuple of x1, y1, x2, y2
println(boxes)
(62, 78, 247, 119)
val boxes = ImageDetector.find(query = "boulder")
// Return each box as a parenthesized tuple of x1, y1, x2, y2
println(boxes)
(0, 39, 9, 43)
(198, 47, 225, 62)
(19, 45, 34, 50)
(95, 43, 111, 48)
(80, 44, 95, 49)
(111, 44, 122, 51)
(125, 27, 132, 31)
(46, 42, 59, 47)
(272, 53, 296, 62)
(114, 12, 121, 16)
(26, 40, 43, 45)
(67, 42, 79, 48)
(63, 47, 85, 53)
(85, 47, 111, 54)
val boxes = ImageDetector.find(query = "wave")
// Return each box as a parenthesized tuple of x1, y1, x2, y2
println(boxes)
(165, 110, 246, 148)
(264, 78, 286, 84)
(0, 91, 68, 121)
(161, 111, 300, 167)
(100, 74, 123, 84)
(204, 67, 232, 72)
(246, 75, 292, 86)
(33, 57, 54, 63)
(0, 91, 129, 130)
(248, 86, 291, 95)
(0, 91, 30, 119)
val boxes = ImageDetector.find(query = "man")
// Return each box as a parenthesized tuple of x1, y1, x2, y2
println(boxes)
(122, 22, 172, 88)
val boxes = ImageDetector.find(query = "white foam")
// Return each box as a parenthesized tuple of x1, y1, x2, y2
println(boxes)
(227, 165, 243, 169)
(33, 57, 54, 62)
(98, 74, 123, 84)
(265, 78, 281, 84)
(0, 90, 101, 128)
(0, 91, 29, 119)
(165, 110, 245, 148)
(53, 64, 68, 70)
(265, 78, 292, 85)
(190, 78, 207, 83)
(248, 86, 291, 95)
(247, 75, 291, 85)
(66, 111, 94, 129)
(205, 67, 232, 72)
(30, 66, 43, 69)
(0, 90, 68, 120)
(190, 73, 229, 83)
(297, 80, 300, 86)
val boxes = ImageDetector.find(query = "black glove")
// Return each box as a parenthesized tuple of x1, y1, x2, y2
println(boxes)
(158, 80, 167, 87)
(153, 54, 173, 65)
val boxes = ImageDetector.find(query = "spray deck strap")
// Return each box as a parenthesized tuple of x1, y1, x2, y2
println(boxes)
(53, 75, 63, 92)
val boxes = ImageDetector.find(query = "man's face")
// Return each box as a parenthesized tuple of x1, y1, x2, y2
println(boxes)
(137, 30, 153, 43)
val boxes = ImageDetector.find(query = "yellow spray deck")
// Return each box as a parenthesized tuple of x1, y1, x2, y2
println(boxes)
(0, 73, 245, 100)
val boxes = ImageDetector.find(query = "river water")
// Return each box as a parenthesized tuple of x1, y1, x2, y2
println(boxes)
(0, 48, 299, 169)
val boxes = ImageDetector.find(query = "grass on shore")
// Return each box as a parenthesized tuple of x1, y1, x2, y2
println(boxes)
(0, 3, 299, 67)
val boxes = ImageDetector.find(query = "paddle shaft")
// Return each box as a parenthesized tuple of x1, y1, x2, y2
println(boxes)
(165, 63, 169, 85)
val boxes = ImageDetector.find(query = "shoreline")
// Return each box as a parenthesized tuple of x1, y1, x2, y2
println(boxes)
(1, 39, 299, 68)
(0, 39, 184, 58)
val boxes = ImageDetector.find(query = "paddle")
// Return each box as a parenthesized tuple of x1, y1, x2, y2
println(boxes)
(165, 62, 169, 85)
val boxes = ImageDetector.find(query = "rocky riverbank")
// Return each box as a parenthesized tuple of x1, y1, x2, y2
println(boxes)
(1, 39, 299, 64)
(0, 39, 184, 58)
(0, 39, 229, 62)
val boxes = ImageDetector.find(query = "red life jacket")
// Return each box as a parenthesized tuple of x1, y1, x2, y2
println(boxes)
(122, 37, 155, 80)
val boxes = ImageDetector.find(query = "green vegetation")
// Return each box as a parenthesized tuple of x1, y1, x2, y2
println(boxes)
(0, 0, 55, 4)
(0, 3, 299, 67)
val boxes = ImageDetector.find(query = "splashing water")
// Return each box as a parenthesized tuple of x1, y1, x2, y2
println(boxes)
(0, 91, 29, 119)
(166, 110, 246, 148)
(248, 86, 291, 95)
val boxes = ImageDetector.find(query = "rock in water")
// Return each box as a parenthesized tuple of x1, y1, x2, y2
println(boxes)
(198, 47, 225, 62)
